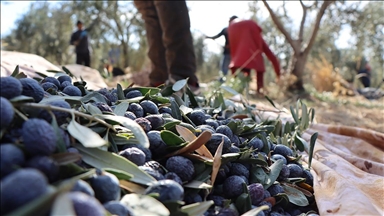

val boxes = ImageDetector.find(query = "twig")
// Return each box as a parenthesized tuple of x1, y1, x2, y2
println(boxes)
(257, 109, 287, 114)
(14, 103, 116, 132)
(13, 108, 29, 121)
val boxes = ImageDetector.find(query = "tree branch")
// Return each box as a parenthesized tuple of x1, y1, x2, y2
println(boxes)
(304, 0, 335, 56)
(262, 0, 299, 53)
(298, 0, 308, 43)
(100, 19, 121, 41)
(282, 1, 288, 18)
(112, 2, 126, 43)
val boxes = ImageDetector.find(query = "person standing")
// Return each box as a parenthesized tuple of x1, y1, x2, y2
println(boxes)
(70, 20, 91, 67)
(228, 18, 281, 94)
(205, 16, 238, 81)
(133, 1, 200, 93)
(355, 56, 371, 88)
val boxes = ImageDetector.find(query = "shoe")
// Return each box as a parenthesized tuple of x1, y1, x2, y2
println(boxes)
(188, 82, 201, 95)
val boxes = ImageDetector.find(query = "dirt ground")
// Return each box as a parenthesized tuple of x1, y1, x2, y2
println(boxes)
(250, 93, 384, 134)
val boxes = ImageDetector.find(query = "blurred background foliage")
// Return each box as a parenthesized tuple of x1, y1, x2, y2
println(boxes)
(1, 0, 383, 91)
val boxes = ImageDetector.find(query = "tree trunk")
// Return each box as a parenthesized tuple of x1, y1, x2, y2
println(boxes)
(289, 53, 308, 92)
(121, 42, 129, 68)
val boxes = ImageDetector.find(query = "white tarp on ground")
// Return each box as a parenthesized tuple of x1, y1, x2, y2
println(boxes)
(254, 102, 384, 215)
(1, 51, 107, 90)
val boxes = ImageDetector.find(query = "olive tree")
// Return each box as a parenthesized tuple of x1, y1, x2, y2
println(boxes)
(261, 0, 335, 92)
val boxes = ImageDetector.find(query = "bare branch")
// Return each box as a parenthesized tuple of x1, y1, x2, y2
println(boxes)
(110, 2, 126, 43)
(304, 0, 335, 55)
(100, 19, 120, 40)
(282, 1, 289, 18)
(298, 0, 308, 43)
(261, 0, 299, 53)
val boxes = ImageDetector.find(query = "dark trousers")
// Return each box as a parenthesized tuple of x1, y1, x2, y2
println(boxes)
(76, 52, 90, 67)
(358, 69, 370, 88)
(134, 1, 198, 86)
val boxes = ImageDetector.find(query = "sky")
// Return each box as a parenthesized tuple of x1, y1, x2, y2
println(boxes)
(1, 1, 352, 54)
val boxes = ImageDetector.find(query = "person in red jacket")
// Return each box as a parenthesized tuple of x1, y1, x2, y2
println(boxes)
(228, 17, 280, 94)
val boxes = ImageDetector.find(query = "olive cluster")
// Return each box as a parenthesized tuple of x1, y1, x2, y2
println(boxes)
(0, 74, 317, 216)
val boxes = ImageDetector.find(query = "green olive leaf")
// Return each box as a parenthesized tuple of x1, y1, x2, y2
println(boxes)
(294, 133, 308, 152)
(184, 180, 213, 189)
(179, 105, 193, 115)
(160, 85, 174, 97)
(265, 159, 284, 189)
(84, 103, 102, 115)
(51, 152, 82, 165)
(9, 95, 35, 103)
(221, 153, 240, 165)
(62, 66, 75, 77)
(103, 168, 133, 181)
(300, 103, 309, 130)
(101, 115, 149, 149)
(35, 71, 48, 78)
(50, 193, 76, 216)
(308, 132, 318, 168)
(162, 201, 186, 216)
(74, 144, 156, 185)
(242, 205, 270, 216)
(264, 95, 277, 108)
(126, 87, 160, 96)
(172, 79, 188, 92)
(220, 85, 240, 95)
(160, 130, 185, 146)
(11, 65, 19, 77)
(274, 119, 283, 137)
(275, 193, 290, 207)
(211, 140, 224, 187)
(80, 91, 108, 104)
(235, 193, 252, 215)
(310, 108, 316, 123)
(193, 165, 212, 182)
(185, 86, 199, 108)
(170, 97, 182, 120)
(281, 184, 309, 207)
(181, 201, 214, 216)
(50, 116, 67, 153)
(15, 72, 27, 79)
(250, 166, 269, 185)
(113, 101, 129, 116)
(290, 105, 299, 125)
(149, 94, 170, 104)
(117, 83, 125, 100)
(119, 180, 147, 194)
(120, 194, 170, 216)
(67, 119, 107, 148)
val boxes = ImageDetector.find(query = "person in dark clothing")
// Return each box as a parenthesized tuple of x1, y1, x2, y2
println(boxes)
(355, 57, 371, 88)
(205, 16, 238, 79)
(104, 64, 125, 77)
(133, 1, 199, 93)
(70, 20, 91, 67)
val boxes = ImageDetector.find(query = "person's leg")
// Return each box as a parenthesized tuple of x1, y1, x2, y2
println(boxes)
(154, 1, 198, 86)
(76, 53, 83, 65)
(84, 52, 90, 67)
(134, 0, 168, 86)
(256, 71, 264, 93)
(358, 69, 370, 88)
(221, 54, 231, 76)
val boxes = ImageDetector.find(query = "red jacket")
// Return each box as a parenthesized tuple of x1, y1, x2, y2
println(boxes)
(228, 19, 280, 76)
